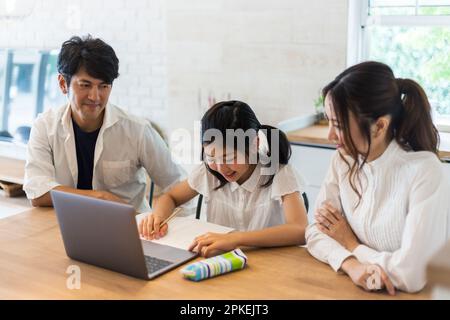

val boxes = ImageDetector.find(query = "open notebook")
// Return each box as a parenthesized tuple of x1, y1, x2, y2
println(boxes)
(135, 214, 234, 250)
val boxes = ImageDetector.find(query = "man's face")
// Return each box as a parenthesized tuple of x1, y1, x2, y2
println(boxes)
(59, 66, 112, 125)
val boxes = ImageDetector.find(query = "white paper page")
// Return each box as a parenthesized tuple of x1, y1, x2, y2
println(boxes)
(136, 214, 234, 250)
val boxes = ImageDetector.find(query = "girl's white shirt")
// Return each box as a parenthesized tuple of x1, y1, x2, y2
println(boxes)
(306, 140, 450, 292)
(188, 163, 306, 232)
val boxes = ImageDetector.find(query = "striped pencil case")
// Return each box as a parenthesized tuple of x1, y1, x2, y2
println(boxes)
(180, 248, 248, 281)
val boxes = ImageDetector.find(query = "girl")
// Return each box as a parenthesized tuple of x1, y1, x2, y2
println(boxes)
(306, 61, 450, 294)
(139, 100, 308, 257)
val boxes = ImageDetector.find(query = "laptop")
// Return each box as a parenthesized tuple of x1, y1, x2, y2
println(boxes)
(50, 190, 197, 280)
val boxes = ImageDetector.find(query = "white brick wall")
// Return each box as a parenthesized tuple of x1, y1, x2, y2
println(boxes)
(1, 0, 349, 164)
(0, 0, 168, 130)
(166, 0, 348, 135)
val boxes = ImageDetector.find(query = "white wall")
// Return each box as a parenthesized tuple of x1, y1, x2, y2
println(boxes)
(166, 0, 348, 138)
(0, 0, 349, 163)
(0, 0, 168, 128)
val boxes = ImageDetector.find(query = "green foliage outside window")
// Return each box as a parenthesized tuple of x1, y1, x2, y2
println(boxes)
(367, 6, 450, 118)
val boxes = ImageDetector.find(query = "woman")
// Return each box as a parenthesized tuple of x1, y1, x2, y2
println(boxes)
(306, 61, 450, 294)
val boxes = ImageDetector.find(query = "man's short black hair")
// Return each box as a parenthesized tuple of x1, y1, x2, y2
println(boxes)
(57, 34, 119, 85)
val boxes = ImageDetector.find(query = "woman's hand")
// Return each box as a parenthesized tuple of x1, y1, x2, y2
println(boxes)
(315, 201, 360, 251)
(188, 232, 240, 257)
(139, 213, 168, 240)
(342, 258, 396, 295)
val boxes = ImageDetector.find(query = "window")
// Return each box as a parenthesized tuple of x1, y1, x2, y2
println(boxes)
(0, 49, 65, 143)
(349, 0, 450, 131)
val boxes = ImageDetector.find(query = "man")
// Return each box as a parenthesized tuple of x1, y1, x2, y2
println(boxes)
(24, 35, 184, 213)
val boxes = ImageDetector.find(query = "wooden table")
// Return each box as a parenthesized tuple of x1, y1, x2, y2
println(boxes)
(0, 156, 25, 184)
(0, 207, 430, 299)
(287, 125, 450, 160)
(427, 240, 450, 289)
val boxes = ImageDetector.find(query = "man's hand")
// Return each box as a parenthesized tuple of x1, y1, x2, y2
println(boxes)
(32, 187, 125, 207)
(93, 190, 126, 204)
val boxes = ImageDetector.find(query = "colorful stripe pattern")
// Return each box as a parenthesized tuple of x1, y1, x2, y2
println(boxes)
(180, 248, 248, 281)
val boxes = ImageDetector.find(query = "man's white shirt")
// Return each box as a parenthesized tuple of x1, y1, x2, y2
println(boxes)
(24, 103, 185, 213)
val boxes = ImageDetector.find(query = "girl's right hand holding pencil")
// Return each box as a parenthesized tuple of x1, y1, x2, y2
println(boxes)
(139, 213, 168, 240)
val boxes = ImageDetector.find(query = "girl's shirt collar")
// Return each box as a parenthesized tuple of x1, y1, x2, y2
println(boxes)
(230, 164, 262, 192)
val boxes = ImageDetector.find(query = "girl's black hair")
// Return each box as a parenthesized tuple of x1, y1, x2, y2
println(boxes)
(201, 100, 291, 189)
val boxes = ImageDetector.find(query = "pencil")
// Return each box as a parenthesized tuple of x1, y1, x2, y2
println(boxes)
(150, 207, 182, 235)
(159, 207, 182, 228)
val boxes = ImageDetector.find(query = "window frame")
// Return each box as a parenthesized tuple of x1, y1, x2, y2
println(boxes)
(347, 0, 450, 132)
(0, 49, 62, 143)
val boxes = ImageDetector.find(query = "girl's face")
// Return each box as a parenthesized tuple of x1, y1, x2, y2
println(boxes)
(203, 143, 255, 184)
(324, 93, 368, 156)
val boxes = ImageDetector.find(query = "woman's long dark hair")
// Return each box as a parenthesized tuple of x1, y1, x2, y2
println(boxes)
(201, 100, 291, 189)
(322, 61, 439, 203)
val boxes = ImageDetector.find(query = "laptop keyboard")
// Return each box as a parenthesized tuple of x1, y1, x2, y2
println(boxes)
(144, 255, 173, 274)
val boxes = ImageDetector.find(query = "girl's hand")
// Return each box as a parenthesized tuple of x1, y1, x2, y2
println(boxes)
(138, 213, 168, 240)
(315, 201, 360, 251)
(188, 232, 240, 257)
(342, 258, 396, 296)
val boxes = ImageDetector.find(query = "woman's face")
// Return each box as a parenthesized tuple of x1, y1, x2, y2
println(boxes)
(324, 93, 368, 156)
(203, 143, 254, 184)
